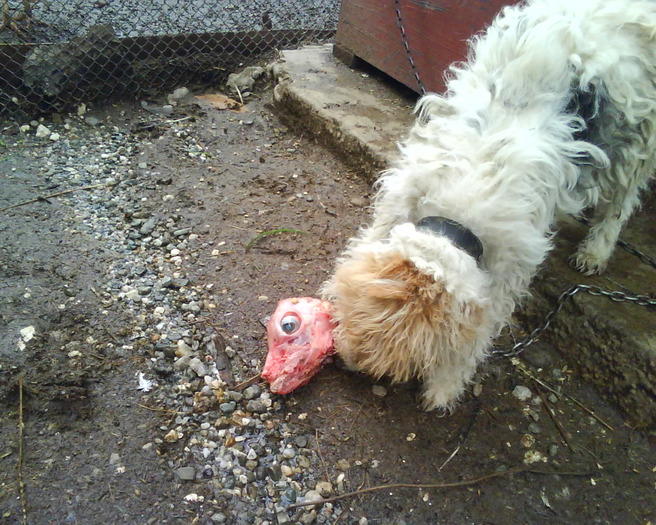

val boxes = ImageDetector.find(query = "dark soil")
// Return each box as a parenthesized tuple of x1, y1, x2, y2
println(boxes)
(1, 91, 654, 525)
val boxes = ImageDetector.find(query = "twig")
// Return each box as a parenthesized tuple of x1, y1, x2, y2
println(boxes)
(286, 466, 594, 509)
(232, 374, 261, 391)
(234, 85, 244, 105)
(164, 116, 192, 125)
(102, 327, 120, 345)
(534, 380, 576, 453)
(18, 376, 27, 525)
(181, 317, 212, 326)
(437, 445, 462, 472)
(438, 401, 481, 471)
(517, 366, 614, 431)
(315, 429, 330, 481)
(137, 404, 183, 415)
(559, 391, 615, 432)
(1, 184, 105, 212)
(344, 403, 364, 438)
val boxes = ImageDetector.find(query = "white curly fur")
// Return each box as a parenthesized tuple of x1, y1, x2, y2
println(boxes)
(321, 0, 656, 410)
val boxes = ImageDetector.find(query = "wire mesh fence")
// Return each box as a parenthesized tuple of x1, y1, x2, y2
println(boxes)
(0, 0, 340, 119)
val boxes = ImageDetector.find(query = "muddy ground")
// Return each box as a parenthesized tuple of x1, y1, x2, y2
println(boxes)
(0, 88, 655, 525)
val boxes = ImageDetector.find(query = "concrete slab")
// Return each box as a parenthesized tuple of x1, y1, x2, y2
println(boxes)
(272, 44, 415, 179)
(272, 44, 656, 429)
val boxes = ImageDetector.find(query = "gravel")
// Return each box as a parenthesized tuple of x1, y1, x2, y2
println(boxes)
(0, 103, 340, 524)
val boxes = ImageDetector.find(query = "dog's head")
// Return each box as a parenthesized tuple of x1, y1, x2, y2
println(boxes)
(321, 223, 492, 385)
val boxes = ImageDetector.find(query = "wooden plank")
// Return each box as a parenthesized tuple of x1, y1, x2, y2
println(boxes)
(335, 0, 516, 94)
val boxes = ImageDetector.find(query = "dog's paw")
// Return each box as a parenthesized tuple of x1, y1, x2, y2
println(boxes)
(570, 246, 609, 275)
(421, 386, 459, 414)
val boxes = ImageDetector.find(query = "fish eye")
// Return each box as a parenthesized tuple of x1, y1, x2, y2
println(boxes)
(280, 314, 301, 334)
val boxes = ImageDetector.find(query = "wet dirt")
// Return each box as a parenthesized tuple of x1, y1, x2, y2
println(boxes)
(0, 90, 655, 524)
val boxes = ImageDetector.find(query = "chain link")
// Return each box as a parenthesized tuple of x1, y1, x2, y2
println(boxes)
(493, 215, 656, 358)
(618, 240, 656, 268)
(493, 284, 656, 358)
(394, 0, 426, 95)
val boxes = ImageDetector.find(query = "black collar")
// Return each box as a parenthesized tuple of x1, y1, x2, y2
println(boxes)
(416, 216, 483, 263)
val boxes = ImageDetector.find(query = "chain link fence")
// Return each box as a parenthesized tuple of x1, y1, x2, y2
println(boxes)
(0, 0, 340, 119)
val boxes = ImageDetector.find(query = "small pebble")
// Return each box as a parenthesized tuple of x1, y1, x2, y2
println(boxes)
(512, 385, 532, 401)
(175, 466, 196, 481)
(220, 402, 236, 414)
(371, 385, 387, 397)
(243, 384, 262, 400)
(528, 423, 542, 434)
(188, 357, 208, 377)
(35, 124, 51, 138)
(520, 434, 536, 448)
(335, 459, 350, 471)
(315, 481, 333, 497)
(282, 447, 296, 459)
(303, 490, 323, 504)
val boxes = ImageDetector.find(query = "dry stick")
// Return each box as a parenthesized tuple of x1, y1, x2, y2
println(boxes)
(438, 401, 481, 471)
(534, 380, 576, 453)
(18, 376, 27, 525)
(560, 390, 615, 432)
(233, 374, 262, 391)
(333, 509, 348, 525)
(0, 184, 106, 213)
(102, 327, 120, 345)
(286, 466, 593, 510)
(314, 429, 330, 481)
(234, 85, 244, 106)
(518, 367, 614, 432)
(137, 403, 184, 415)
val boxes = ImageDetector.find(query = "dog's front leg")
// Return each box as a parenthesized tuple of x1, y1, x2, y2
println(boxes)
(421, 354, 479, 413)
(573, 157, 652, 275)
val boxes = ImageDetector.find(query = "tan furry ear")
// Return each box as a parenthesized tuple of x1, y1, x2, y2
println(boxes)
(330, 250, 460, 382)
(365, 280, 409, 300)
(366, 254, 444, 305)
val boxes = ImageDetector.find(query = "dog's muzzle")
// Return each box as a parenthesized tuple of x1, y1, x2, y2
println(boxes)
(416, 216, 483, 263)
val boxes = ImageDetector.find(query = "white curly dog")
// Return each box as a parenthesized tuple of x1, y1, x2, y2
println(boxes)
(321, 0, 656, 411)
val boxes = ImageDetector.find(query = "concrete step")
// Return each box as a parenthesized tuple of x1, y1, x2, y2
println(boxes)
(272, 44, 656, 429)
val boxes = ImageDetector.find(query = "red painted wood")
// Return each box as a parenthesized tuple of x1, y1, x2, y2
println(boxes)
(335, 0, 517, 94)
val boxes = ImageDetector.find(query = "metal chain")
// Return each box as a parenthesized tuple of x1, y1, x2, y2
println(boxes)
(493, 215, 656, 358)
(394, 0, 426, 95)
(618, 239, 656, 268)
(492, 284, 656, 358)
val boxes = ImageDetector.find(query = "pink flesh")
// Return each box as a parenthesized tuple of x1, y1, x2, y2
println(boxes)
(262, 297, 335, 394)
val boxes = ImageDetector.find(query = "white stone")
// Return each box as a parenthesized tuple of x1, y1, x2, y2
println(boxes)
(512, 385, 532, 401)
(35, 124, 51, 138)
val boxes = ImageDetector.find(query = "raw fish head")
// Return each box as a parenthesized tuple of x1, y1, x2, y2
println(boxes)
(262, 297, 335, 394)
